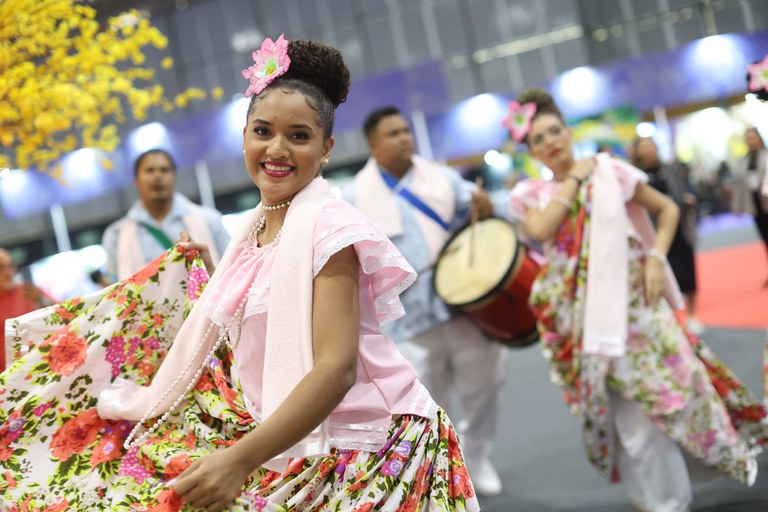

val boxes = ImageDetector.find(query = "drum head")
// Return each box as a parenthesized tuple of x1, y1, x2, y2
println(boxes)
(434, 217, 518, 307)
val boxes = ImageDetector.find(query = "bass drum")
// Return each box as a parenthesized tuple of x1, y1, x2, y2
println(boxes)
(433, 217, 539, 348)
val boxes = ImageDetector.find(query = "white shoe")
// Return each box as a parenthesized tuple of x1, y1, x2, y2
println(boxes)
(469, 458, 503, 497)
(686, 317, 706, 336)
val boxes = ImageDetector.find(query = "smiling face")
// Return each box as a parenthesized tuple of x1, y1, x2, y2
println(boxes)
(242, 88, 334, 204)
(527, 113, 574, 177)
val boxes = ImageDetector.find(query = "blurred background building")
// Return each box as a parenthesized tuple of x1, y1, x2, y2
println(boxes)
(2, 0, 768, 300)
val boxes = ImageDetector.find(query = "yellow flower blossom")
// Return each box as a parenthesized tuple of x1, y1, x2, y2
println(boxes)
(0, 1, 207, 175)
(99, 157, 114, 171)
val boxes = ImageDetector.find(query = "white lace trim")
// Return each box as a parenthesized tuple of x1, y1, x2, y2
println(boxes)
(314, 229, 415, 325)
(314, 218, 371, 249)
(327, 421, 388, 432)
(329, 438, 385, 452)
(243, 301, 269, 317)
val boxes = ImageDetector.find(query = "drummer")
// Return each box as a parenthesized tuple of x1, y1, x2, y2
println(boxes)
(343, 106, 507, 497)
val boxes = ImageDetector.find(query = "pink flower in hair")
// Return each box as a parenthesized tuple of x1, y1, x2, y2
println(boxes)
(241, 34, 291, 97)
(502, 101, 537, 143)
(747, 55, 768, 93)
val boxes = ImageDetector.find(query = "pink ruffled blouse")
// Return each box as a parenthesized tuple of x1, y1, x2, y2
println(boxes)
(508, 159, 647, 242)
(203, 199, 436, 455)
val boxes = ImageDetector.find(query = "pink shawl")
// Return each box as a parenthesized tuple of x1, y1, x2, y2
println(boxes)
(583, 155, 684, 357)
(353, 155, 455, 261)
(98, 178, 333, 464)
(116, 207, 221, 281)
(582, 154, 629, 356)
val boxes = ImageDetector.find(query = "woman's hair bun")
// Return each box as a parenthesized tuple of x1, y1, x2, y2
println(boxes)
(517, 87, 562, 119)
(284, 40, 350, 108)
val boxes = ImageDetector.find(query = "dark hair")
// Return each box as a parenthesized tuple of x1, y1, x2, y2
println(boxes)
(362, 106, 401, 139)
(630, 136, 657, 168)
(515, 88, 564, 144)
(133, 149, 176, 177)
(89, 269, 104, 285)
(246, 40, 350, 141)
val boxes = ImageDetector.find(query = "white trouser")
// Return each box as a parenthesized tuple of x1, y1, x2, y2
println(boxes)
(610, 390, 692, 512)
(397, 316, 506, 466)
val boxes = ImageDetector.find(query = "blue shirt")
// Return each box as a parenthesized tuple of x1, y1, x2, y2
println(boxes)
(344, 163, 474, 341)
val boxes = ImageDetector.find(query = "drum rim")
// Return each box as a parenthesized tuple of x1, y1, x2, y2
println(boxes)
(432, 216, 521, 309)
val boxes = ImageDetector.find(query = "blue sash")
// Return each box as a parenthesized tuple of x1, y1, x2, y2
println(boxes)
(380, 171, 451, 231)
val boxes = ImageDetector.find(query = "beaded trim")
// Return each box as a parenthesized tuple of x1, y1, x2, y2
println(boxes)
(245, 216, 284, 248)
(647, 248, 668, 264)
(123, 259, 264, 450)
(262, 199, 291, 211)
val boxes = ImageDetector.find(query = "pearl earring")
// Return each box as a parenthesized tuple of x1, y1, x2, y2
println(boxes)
(322, 157, 329, 165)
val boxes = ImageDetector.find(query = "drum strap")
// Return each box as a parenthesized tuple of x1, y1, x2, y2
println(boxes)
(380, 171, 451, 231)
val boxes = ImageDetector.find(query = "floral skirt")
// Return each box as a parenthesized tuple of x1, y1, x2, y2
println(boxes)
(532, 234, 768, 483)
(0, 249, 479, 511)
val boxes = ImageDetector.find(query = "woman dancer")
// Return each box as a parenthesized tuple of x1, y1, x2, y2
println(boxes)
(0, 36, 479, 512)
(505, 88, 767, 512)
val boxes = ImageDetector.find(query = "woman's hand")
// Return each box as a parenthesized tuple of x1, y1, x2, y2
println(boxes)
(570, 156, 596, 182)
(177, 231, 215, 275)
(173, 447, 252, 512)
(643, 256, 666, 305)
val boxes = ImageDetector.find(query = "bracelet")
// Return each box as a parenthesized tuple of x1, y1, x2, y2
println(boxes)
(647, 249, 667, 264)
(550, 195, 573, 209)
(566, 174, 584, 186)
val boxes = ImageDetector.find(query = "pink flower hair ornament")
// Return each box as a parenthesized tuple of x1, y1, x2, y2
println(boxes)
(502, 101, 537, 143)
(747, 55, 768, 100)
(241, 34, 291, 97)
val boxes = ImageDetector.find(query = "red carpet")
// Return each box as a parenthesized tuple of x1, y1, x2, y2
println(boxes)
(695, 241, 768, 330)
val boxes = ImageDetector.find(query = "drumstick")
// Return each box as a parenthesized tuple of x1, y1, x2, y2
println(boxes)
(469, 177, 483, 267)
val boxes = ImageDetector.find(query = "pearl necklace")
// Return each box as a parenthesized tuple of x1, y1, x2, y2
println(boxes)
(123, 272, 261, 450)
(245, 216, 283, 248)
(261, 199, 291, 211)
(124, 209, 288, 449)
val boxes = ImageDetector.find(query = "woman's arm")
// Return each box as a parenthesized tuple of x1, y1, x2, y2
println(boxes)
(519, 158, 594, 243)
(631, 182, 679, 258)
(174, 245, 360, 511)
(630, 182, 680, 304)
(519, 177, 578, 243)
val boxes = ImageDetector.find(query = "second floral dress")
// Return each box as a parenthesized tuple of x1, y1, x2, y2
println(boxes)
(509, 159, 767, 484)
